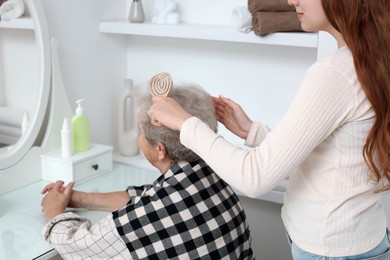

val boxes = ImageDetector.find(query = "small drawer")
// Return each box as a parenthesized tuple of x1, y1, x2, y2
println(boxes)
(41, 144, 113, 184)
(73, 152, 112, 182)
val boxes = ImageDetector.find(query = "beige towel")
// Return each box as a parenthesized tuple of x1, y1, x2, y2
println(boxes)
(248, 0, 295, 13)
(252, 11, 303, 36)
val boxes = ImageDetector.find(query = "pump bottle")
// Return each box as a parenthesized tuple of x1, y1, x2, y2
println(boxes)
(71, 99, 90, 152)
(61, 117, 72, 157)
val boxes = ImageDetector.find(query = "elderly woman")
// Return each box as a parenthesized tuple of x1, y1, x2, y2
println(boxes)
(41, 83, 254, 259)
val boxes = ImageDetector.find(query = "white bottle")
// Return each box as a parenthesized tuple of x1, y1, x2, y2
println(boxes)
(61, 117, 73, 157)
(118, 79, 139, 156)
(21, 111, 29, 135)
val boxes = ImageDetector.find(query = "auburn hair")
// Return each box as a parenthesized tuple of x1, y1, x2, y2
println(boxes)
(322, 0, 390, 191)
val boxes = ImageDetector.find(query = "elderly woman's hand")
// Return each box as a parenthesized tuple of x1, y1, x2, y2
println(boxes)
(41, 182, 65, 194)
(148, 96, 191, 131)
(41, 181, 74, 222)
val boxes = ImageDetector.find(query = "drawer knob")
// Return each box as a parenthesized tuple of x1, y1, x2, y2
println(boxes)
(92, 164, 99, 171)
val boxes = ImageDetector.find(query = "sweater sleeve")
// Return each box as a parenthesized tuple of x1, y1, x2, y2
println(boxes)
(245, 121, 271, 147)
(180, 60, 357, 198)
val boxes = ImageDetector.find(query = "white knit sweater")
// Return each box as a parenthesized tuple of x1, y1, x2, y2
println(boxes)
(180, 46, 386, 257)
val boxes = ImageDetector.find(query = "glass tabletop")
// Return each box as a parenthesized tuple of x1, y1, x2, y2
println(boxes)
(0, 163, 159, 260)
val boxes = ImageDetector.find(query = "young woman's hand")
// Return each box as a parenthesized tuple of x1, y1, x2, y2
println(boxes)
(212, 95, 253, 139)
(148, 96, 192, 131)
(41, 181, 74, 222)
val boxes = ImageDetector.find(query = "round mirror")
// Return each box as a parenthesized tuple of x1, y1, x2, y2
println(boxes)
(0, 0, 50, 169)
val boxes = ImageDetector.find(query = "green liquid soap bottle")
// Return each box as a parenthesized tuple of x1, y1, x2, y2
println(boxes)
(71, 99, 90, 152)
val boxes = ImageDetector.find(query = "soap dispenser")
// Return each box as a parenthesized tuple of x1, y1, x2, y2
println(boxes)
(128, 0, 145, 23)
(118, 79, 139, 156)
(71, 99, 90, 152)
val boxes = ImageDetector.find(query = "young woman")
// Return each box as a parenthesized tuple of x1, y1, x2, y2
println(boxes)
(147, 0, 390, 259)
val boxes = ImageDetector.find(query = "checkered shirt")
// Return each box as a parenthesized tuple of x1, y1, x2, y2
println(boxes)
(113, 160, 254, 260)
(42, 212, 131, 259)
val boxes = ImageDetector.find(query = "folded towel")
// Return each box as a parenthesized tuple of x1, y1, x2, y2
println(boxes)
(231, 6, 253, 33)
(252, 11, 303, 36)
(248, 0, 295, 13)
(0, 0, 25, 21)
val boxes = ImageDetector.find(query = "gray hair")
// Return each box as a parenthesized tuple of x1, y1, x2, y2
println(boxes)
(137, 84, 218, 162)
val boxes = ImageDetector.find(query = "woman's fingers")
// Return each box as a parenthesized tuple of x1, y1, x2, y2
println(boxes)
(41, 183, 54, 194)
(41, 181, 64, 194)
(64, 182, 75, 197)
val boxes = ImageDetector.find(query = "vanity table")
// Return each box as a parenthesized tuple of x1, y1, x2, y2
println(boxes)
(0, 162, 160, 260)
(1, 158, 288, 260)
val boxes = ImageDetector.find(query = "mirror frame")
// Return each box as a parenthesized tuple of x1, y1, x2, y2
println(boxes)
(0, 0, 51, 169)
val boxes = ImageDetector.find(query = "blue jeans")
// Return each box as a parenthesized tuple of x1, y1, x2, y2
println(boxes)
(286, 230, 390, 260)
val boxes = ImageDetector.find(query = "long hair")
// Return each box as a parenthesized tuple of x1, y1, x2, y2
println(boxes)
(322, 0, 390, 191)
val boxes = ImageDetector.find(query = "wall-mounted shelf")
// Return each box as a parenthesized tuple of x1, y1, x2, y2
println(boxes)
(0, 17, 34, 30)
(99, 20, 318, 48)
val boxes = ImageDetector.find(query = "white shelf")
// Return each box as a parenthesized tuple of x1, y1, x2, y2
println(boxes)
(0, 17, 34, 30)
(99, 20, 318, 48)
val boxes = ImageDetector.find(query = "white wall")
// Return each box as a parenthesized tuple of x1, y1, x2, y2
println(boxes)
(126, 37, 316, 145)
(41, 0, 128, 147)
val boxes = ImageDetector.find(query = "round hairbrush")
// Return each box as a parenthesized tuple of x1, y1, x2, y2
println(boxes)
(149, 72, 172, 96)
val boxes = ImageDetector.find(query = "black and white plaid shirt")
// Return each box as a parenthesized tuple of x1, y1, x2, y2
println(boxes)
(43, 160, 253, 259)
(114, 160, 253, 259)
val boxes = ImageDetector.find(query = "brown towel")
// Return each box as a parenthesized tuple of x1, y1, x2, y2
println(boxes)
(252, 11, 303, 36)
(248, 0, 295, 13)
